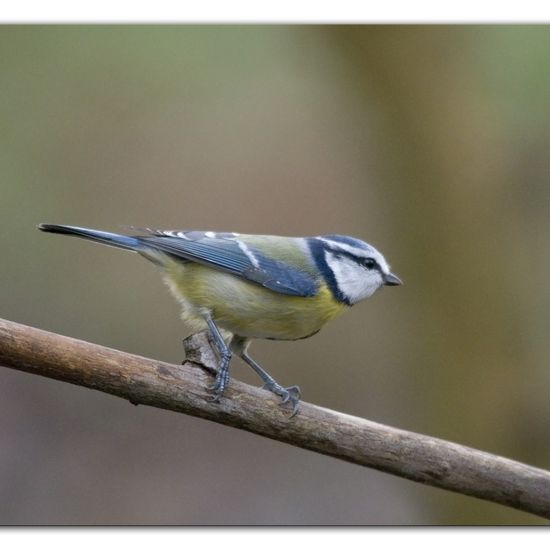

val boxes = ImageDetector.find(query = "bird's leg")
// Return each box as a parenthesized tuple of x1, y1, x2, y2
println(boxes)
(231, 337, 301, 417)
(204, 315, 232, 401)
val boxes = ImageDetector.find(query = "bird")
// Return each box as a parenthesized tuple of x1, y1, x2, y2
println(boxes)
(38, 224, 401, 416)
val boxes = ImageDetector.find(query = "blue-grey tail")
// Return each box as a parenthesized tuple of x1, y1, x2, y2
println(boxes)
(38, 224, 141, 252)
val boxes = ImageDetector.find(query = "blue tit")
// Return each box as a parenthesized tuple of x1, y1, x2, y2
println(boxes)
(38, 224, 401, 415)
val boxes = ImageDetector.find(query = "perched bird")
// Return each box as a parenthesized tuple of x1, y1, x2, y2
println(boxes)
(38, 224, 401, 415)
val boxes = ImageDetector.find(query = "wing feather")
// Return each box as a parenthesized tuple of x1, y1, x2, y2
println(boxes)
(137, 232, 317, 297)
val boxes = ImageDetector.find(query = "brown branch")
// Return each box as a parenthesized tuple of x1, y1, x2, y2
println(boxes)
(1, 317, 549, 520)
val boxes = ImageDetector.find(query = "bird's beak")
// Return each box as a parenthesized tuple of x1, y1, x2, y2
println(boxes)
(384, 272, 402, 286)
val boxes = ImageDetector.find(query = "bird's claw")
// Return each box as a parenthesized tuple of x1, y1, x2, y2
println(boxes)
(207, 380, 221, 392)
(262, 383, 301, 418)
(279, 385, 301, 404)
(207, 368, 229, 402)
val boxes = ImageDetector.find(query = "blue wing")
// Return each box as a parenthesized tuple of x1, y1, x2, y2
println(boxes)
(137, 231, 318, 298)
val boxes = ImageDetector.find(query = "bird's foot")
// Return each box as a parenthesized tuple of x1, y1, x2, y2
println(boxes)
(207, 357, 231, 402)
(207, 371, 228, 402)
(262, 382, 301, 418)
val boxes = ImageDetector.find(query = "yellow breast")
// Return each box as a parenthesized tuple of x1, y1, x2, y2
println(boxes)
(163, 261, 347, 340)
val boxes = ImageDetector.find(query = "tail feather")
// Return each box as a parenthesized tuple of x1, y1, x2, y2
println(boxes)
(38, 224, 142, 252)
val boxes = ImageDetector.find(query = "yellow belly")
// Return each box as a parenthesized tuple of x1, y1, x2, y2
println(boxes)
(163, 261, 346, 340)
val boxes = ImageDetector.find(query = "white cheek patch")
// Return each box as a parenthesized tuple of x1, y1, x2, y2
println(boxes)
(324, 251, 383, 303)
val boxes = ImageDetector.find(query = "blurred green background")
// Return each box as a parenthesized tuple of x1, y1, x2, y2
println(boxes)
(1, 25, 550, 525)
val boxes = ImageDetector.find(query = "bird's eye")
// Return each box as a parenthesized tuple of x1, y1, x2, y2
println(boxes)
(364, 258, 377, 270)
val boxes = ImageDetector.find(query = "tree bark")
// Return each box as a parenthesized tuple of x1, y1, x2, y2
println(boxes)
(1, 317, 549, 520)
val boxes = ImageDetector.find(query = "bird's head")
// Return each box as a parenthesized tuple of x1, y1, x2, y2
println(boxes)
(310, 235, 402, 305)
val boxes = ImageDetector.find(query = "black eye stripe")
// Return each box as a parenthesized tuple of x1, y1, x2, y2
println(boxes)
(333, 251, 378, 270)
